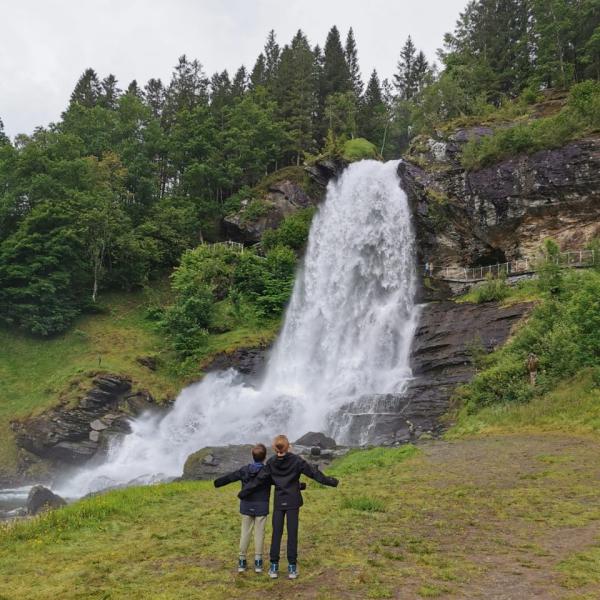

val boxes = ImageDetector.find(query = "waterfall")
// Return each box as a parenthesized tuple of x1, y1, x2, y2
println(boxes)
(57, 160, 418, 497)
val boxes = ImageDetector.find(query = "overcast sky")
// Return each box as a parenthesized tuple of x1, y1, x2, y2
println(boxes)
(1, 0, 467, 138)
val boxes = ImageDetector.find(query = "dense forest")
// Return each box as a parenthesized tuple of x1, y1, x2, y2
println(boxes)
(0, 0, 599, 340)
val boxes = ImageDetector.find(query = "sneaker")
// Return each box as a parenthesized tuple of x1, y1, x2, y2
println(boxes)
(269, 562, 279, 579)
(238, 558, 247, 573)
(254, 558, 263, 573)
(288, 563, 298, 579)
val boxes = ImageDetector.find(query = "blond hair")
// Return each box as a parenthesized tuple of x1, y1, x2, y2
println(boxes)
(273, 434, 290, 454)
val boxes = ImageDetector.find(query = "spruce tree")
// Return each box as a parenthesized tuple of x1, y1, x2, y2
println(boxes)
(231, 66, 248, 98)
(210, 70, 232, 113)
(345, 27, 363, 97)
(264, 30, 280, 86)
(144, 78, 165, 118)
(250, 53, 267, 89)
(126, 80, 144, 100)
(0, 118, 8, 145)
(100, 74, 121, 109)
(322, 25, 352, 98)
(358, 70, 387, 146)
(393, 36, 417, 100)
(274, 30, 318, 163)
(70, 68, 102, 108)
(413, 51, 430, 95)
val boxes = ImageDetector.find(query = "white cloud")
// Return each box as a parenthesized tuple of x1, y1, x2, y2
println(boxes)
(0, 0, 466, 137)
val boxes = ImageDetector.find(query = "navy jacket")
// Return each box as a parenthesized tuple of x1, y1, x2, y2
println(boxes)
(214, 462, 271, 516)
(239, 453, 338, 511)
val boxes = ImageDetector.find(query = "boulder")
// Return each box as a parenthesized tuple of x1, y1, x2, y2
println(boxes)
(27, 485, 66, 515)
(183, 445, 257, 480)
(295, 432, 337, 449)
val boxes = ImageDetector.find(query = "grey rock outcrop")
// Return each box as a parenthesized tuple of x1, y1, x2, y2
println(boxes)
(12, 374, 159, 465)
(27, 485, 66, 515)
(399, 132, 600, 291)
(337, 300, 532, 445)
(201, 345, 268, 377)
(295, 432, 337, 449)
(224, 178, 322, 243)
(182, 445, 257, 480)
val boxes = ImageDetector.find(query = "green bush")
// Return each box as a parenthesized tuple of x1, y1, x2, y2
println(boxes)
(331, 445, 418, 475)
(261, 207, 316, 252)
(472, 274, 510, 303)
(342, 137, 379, 162)
(459, 269, 600, 412)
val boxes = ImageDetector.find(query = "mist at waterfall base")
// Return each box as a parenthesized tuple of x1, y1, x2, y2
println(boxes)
(57, 160, 418, 498)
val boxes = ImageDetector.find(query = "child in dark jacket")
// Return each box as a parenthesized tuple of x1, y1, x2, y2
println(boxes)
(214, 443, 271, 573)
(238, 434, 339, 580)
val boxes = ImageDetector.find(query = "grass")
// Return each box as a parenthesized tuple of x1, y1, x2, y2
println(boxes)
(2, 438, 600, 599)
(448, 368, 600, 439)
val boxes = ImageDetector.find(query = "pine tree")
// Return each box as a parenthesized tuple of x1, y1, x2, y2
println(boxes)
(345, 27, 363, 97)
(100, 74, 121, 109)
(70, 68, 102, 108)
(393, 36, 417, 100)
(250, 53, 267, 89)
(210, 70, 232, 112)
(322, 26, 352, 98)
(231, 66, 248, 98)
(144, 78, 165, 118)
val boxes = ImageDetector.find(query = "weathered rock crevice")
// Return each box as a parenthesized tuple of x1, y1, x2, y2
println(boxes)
(11, 374, 161, 467)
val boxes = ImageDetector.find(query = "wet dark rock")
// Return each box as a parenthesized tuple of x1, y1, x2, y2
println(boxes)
(27, 485, 66, 515)
(304, 157, 348, 188)
(338, 300, 532, 445)
(201, 346, 268, 377)
(399, 133, 600, 300)
(11, 374, 158, 466)
(295, 432, 337, 449)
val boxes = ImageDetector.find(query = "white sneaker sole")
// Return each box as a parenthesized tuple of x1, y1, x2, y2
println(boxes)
(269, 573, 278, 579)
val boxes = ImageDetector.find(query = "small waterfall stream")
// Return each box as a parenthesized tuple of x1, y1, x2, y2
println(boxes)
(57, 159, 418, 498)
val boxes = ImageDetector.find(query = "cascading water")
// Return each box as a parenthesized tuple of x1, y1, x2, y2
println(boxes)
(58, 160, 418, 498)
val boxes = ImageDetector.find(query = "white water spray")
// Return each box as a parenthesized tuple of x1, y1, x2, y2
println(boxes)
(58, 160, 418, 497)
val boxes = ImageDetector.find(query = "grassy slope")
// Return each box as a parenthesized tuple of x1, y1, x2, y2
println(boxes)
(0, 287, 280, 479)
(1, 441, 600, 599)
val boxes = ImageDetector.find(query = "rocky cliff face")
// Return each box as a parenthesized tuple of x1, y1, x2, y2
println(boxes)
(11, 374, 159, 466)
(398, 131, 600, 279)
(337, 300, 531, 445)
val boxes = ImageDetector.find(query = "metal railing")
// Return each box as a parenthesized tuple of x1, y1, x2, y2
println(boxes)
(202, 240, 246, 253)
(423, 249, 597, 282)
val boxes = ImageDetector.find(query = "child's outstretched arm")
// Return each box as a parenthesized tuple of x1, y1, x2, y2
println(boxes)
(237, 464, 272, 498)
(213, 469, 243, 488)
(299, 459, 339, 487)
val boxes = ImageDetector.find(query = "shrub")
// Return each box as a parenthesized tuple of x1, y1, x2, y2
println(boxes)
(343, 137, 379, 162)
(472, 274, 510, 303)
(261, 207, 316, 252)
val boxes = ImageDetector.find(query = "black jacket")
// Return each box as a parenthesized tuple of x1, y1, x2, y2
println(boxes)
(238, 453, 338, 510)
(214, 462, 271, 516)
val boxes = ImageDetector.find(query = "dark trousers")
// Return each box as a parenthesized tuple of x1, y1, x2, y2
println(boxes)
(270, 508, 299, 565)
